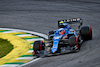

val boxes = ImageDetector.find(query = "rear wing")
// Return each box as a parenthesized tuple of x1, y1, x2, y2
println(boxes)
(58, 18, 83, 28)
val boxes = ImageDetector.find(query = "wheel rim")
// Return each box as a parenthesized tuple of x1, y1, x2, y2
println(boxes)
(89, 26, 92, 39)
(76, 36, 80, 49)
(40, 41, 43, 51)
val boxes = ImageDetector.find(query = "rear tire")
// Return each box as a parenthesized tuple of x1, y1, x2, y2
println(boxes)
(33, 40, 45, 53)
(80, 26, 92, 40)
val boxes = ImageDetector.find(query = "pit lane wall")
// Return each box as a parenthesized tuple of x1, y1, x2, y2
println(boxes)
(0, 28, 46, 67)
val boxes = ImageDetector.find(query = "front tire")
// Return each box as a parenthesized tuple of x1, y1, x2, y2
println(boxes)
(69, 36, 79, 47)
(69, 36, 80, 51)
(33, 40, 45, 53)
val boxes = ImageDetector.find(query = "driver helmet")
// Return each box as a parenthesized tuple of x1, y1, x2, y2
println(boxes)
(59, 22, 68, 28)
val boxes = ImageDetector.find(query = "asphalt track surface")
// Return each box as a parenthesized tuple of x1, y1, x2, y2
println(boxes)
(0, 0, 100, 67)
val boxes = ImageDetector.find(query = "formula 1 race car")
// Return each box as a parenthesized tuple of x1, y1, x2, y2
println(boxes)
(33, 18, 92, 57)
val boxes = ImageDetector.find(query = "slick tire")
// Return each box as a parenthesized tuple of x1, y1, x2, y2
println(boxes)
(80, 26, 92, 40)
(69, 36, 79, 47)
(33, 40, 45, 52)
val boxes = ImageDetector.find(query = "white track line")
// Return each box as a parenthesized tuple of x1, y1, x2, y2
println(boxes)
(26, 38, 44, 41)
(27, 50, 33, 53)
(17, 34, 33, 37)
(3, 31, 18, 33)
(16, 57, 34, 60)
(31, 44, 33, 47)
(19, 58, 41, 67)
(0, 64, 19, 67)
(0, 28, 48, 39)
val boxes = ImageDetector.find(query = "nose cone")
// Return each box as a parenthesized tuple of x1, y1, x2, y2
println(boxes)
(51, 48, 57, 53)
(52, 35, 60, 53)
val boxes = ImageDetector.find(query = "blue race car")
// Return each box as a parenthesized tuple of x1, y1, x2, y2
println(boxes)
(33, 18, 92, 57)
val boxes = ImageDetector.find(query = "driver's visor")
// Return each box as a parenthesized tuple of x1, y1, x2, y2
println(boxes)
(59, 21, 64, 24)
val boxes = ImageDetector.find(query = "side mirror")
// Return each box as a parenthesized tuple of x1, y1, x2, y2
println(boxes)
(49, 31, 55, 35)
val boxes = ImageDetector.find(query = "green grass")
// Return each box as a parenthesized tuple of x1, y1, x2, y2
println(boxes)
(0, 38, 13, 58)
